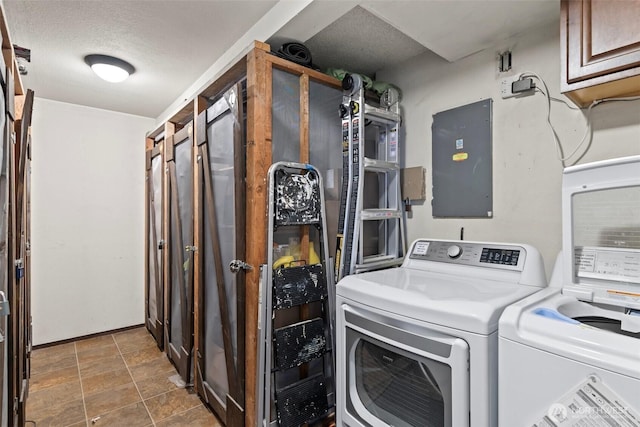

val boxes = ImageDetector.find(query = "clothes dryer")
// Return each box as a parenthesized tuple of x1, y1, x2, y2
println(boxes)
(336, 239, 547, 427)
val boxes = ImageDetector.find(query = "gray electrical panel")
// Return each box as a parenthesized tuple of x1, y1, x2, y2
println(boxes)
(432, 99, 493, 218)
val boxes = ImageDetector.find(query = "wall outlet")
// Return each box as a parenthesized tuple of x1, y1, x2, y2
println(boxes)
(500, 76, 521, 99)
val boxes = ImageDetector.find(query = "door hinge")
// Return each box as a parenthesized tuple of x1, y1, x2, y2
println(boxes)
(185, 245, 197, 252)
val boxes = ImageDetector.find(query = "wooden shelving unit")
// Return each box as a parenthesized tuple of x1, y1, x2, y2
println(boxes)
(145, 41, 342, 426)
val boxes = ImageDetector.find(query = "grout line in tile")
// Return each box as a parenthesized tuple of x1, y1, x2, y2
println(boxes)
(75, 342, 90, 426)
(140, 390, 180, 425)
(155, 402, 207, 424)
(30, 329, 210, 427)
(114, 332, 157, 427)
(84, 398, 146, 425)
(75, 335, 118, 356)
(81, 341, 145, 423)
(136, 385, 174, 401)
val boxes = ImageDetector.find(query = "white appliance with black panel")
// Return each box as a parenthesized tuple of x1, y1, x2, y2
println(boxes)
(336, 238, 547, 426)
(499, 155, 640, 427)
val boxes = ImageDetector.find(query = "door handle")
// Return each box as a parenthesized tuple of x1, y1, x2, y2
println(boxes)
(229, 260, 253, 274)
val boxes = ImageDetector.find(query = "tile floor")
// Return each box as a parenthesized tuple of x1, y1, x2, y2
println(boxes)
(26, 326, 222, 426)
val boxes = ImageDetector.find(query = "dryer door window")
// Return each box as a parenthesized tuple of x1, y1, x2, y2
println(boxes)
(344, 317, 469, 427)
(355, 338, 450, 426)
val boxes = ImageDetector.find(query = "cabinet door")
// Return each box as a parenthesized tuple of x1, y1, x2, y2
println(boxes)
(563, 0, 640, 84)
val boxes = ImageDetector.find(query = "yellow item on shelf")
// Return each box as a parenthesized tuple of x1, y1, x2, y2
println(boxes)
(273, 244, 320, 269)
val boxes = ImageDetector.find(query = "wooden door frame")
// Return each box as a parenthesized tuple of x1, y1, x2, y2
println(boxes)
(145, 142, 165, 349)
(148, 41, 342, 426)
(165, 123, 195, 382)
(20, 126, 31, 414)
(162, 123, 175, 353)
(8, 88, 33, 427)
(0, 105, 12, 427)
(23, 130, 32, 386)
(6, 115, 17, 427)
(193, 82, 247, 426)
(244, 44, 341, 427)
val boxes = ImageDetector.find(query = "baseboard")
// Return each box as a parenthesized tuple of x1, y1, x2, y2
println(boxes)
(32, 323, 145, 350)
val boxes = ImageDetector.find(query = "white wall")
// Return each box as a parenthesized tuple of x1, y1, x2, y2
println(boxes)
(377, 21, 640, 277)
(31, 98, 155, 345)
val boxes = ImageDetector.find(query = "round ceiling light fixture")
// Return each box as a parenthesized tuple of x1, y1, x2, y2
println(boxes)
(84, 54, 135, 83)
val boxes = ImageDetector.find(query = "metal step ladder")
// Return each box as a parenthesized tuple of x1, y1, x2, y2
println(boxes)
(335, 73, 406, 283)
(256, 162, 335, 427)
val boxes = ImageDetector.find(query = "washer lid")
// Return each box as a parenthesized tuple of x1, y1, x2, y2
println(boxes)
(336, 267, 541, 335)
(561, 247, 640, 309)
(499, 289, 640, 379)
(561, 156, 640, 309)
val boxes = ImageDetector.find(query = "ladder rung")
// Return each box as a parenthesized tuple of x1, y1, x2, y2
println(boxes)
(273, 265, 326, 309)
(355, 258, 403, 273)
(364, 157, 399, 172)
(275, 373, 329, 427)
(364, 104, 401, 124)
(361, 209, 402, 220)
(362, 254, 397, 262)
(274, 318, 326, 370)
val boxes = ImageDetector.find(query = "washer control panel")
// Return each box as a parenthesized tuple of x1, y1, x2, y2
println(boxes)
(410, 240, 525, 270)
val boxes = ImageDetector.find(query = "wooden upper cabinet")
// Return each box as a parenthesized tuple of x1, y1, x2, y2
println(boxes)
(561, 0, 640, 106)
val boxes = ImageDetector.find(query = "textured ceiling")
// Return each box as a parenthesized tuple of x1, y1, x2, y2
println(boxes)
(273, 0, 558, 79)
(3, 0, 278, 118)
(2, 0, 560, 119)
(302, 6, 428, 77)
(362, 0, 559, 62)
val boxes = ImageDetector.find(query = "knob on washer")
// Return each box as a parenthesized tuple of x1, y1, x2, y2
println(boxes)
(447, 245, 462, 259)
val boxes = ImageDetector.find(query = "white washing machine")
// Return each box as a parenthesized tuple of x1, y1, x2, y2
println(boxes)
(336, 238, 547, 427)
(499, 155, 640, 426)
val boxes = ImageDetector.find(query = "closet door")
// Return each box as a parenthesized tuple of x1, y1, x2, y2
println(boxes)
(165, 124, 195, 382)
(145, 144, 164, 348)
(194, 82, 246, 426)
(0, 73, 9, 427)
(9, 89, 34, 427)
(20, 119, 32, 418)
